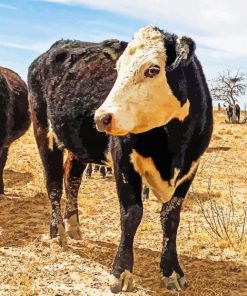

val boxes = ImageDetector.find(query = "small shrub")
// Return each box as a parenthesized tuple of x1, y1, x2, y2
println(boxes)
(193, 180, 247, 256)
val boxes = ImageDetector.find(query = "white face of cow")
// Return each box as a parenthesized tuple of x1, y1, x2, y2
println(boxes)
(95, 26, 191, 135)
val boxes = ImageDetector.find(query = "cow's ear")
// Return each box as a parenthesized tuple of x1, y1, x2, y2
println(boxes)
(176, 36, 196, 65)
(166, 36, 196, 72)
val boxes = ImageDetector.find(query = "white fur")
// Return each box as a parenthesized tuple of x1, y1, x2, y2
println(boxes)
(95, 26, 190, 135)
(131, 150, 198, 203)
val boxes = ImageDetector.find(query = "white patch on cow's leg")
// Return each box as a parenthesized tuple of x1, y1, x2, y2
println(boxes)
(163, 272, 187, 291)
(177, 275, 188, 289)
(109, 270, 134, 293)
(56, 224, 68, 251)
(65, 214, 82, 240)
(130, 150, 179, 203)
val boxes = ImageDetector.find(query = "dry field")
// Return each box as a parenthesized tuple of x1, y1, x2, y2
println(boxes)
(0, 111, 247, 296)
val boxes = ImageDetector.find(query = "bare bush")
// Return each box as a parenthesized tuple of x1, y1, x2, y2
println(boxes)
(191, 179, 247, 252)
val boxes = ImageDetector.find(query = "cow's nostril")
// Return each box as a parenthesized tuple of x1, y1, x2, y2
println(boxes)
(102, 114, 112, 127)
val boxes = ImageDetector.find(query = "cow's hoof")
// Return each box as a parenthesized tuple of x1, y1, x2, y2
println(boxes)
(56, 224, 68, 251)
(66, 225, 82, 240)
(110, 270, 134, 293)
(163, 272, 188, 291)
(65, 214, 82, 240)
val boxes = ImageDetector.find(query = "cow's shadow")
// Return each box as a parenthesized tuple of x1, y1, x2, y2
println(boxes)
(0, 192, 49, 246)
(206, 146, 231, 153)
(72, 239, 247, 296)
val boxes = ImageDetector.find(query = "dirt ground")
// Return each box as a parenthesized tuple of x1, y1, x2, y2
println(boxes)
(0, 111, 247, 296)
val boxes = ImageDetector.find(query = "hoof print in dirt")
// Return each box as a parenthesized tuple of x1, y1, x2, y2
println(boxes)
(163, 272, 188, 291)
(110, 270, 134, 293)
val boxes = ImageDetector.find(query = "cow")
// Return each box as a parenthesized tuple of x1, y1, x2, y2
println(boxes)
(28, 39, 128, 246)
(225, 104, 240, 123)
(0, 67, 30, 195)
(85, 163, 112, 179)
(28, 25, 212, 293)
(94, 26, 213, 292)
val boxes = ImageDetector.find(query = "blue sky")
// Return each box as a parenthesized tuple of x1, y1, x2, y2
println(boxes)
(0, 0, 246, 103)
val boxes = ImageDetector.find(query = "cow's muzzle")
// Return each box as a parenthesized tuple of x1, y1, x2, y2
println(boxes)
(94, 112, 112, 133)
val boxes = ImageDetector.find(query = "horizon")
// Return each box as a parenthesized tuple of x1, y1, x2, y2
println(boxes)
(0, 0, 246, 105)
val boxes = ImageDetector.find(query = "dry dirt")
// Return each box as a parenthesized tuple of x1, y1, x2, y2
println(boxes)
(0, 111, 247, 296)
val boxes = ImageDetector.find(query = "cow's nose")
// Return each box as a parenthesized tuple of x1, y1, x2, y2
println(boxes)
(95, 113, 112, 132)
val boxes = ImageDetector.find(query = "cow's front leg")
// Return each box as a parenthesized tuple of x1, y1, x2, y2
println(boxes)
(110, 148, 143, 293)
(64, 152, 86, 240)
(160, 178, 194, 291)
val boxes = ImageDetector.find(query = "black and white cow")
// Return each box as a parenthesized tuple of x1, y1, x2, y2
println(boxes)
(0, 67, 30, 195)
(95, 26, 213, 292)
(28, 26, 212, 293)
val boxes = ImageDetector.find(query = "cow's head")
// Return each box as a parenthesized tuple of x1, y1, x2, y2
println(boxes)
(95, 26, 195, 135)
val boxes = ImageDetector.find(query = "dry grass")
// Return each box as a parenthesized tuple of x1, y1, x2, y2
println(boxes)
(193, 180, 247, 256)
(0, 111, 247, 295)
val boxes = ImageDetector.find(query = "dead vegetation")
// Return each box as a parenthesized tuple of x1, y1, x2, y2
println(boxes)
(0, 110, 247, 295)
(193, 180, 247, 256)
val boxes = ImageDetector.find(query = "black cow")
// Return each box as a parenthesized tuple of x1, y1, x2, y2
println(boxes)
(226, 104, 240, 123)
(28, 39, 127, 245)
(0, 67, 30, 195)
(28, 26, 213, 293)
(85, 163, 112, 179)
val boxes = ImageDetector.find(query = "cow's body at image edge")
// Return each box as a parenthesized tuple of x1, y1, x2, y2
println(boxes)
(0, 67, 30, 194)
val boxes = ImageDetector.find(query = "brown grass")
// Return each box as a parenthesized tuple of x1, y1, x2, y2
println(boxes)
(0, 111, 247, 295)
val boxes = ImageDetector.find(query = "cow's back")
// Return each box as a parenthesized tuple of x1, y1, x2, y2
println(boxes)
(28, 39, 126, 162)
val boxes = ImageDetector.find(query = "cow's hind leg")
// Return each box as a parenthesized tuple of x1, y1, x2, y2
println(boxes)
(0, 147, 8, 195)
(85, 163, 92, 178)
(32, 116, 66, 249)
(110, 141, 143, 293)
(160, 177, 195, 291)
(64, 152, 86, 240)
(99, 165, 106, 178)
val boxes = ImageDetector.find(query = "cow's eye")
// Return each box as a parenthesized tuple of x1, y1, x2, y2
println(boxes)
(144, 65, 160, 78)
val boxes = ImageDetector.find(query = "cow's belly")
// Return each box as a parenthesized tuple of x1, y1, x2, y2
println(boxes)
(130, 150, 198, 203)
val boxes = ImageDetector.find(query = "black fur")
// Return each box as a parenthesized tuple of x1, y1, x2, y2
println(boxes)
(28, 39, 127, 243)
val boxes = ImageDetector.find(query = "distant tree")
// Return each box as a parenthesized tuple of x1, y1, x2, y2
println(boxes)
(210, 70, 247, 123)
